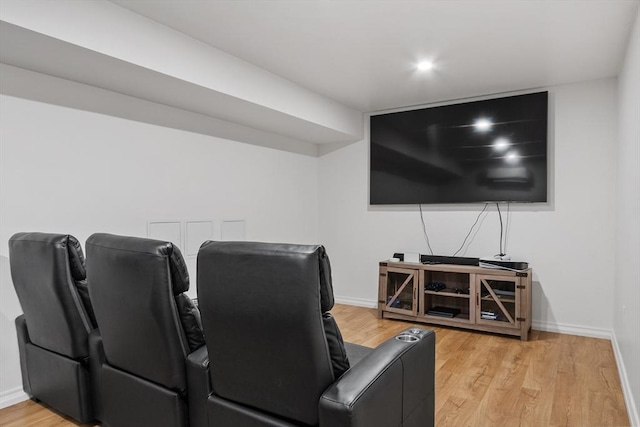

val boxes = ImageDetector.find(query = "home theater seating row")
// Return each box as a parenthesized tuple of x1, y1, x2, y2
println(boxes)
(9, 232, 436, 427)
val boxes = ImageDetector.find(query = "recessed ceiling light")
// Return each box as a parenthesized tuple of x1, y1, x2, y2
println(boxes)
(416, 60, 434, 71)
(506, 151, 519, 163)
(493, 137, 510, 151)
(473, 118, 493, 132)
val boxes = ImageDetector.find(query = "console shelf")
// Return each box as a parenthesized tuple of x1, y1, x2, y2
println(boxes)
(378, 261, 532, 340)
(425, 289, 470, 298)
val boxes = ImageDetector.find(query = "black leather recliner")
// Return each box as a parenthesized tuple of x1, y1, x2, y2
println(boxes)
(197, 241, 435, 427)
(85, 233, 207, 427)
(9, 232, 97, 423)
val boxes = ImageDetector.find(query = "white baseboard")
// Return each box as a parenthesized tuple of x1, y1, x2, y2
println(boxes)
(334, 296, 377, 308)
(611, 331, 639, 427)
(0, 386, 28, 410)
(531, 320, 613, 339)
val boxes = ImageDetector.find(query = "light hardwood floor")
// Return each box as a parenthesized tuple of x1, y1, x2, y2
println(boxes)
(0, 304, 629, 427)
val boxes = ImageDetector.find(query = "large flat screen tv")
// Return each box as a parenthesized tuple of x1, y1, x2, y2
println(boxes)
(370, 91, 548, 205)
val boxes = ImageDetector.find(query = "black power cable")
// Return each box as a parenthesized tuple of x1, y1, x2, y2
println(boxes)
(419, 204, 434, 255)
(452, 203, 489, 257)
(496, 203, 505, 257)
(504, 202, 511, 255)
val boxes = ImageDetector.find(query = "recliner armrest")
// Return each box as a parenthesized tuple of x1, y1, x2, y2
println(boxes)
(15, 315, 32, 396)
(88, 329, 105, 421)
(186, 345, 210, 427)
(319, 328, 435, 427)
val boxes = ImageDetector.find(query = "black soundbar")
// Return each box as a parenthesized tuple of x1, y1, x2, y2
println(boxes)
(393, 253, 479, 266)
(421, 255, 480, 266)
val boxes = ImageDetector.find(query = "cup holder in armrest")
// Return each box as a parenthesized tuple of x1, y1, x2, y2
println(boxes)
(395, 334, 419, 343)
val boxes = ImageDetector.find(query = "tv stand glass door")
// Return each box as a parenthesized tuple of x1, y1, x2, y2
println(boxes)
(476, 275, 521, 329)
(382, 267, 418, 316)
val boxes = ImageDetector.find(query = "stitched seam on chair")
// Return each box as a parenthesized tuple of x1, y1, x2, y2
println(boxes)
(66, 275, 93, 335)
(401, 358, 405, 421)
(9, 238, 66, 244)
(86, 242, 170, 256)
(402, 391, 432, 422)
(208, 246, 319, 257)
(320, 395, 350, 407)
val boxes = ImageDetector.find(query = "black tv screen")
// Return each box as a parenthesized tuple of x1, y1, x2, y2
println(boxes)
(370, 91, 548, 205)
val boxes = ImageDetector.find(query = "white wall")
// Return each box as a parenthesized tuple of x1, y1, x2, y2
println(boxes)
(0, 94, 319, 406)
(319, 79, 618, 335)
(615, 6, 640, 425)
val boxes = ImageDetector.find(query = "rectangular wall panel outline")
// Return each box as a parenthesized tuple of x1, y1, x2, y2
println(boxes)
(147, 220, 183, 248)
(185, 220, 215, 257)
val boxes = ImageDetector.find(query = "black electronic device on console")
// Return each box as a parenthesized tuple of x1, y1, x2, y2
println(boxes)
(426, 282, 446, 292)
(393, 253, 480, 266)
(426, 306, 461, 318)
(420, 255, 480, 266)
(393, 253, 530, 269)
(479, 258, 529, 270)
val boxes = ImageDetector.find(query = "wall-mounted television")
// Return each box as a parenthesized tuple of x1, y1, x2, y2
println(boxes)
(370, 91, 548, 205)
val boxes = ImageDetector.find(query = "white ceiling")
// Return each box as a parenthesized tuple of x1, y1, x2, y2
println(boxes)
(1, 0, 637, 152)
(112, 0, 639, 113)
(0, 0, 364, 151)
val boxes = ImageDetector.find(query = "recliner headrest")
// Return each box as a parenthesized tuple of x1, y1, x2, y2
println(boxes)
(85, 233, 189, 294)
(9, 233, 87, 281)
(66, 235, 86, 281)
(318, 246, 334, 312)
(169, 244, 190, 295)
(198, 241, 334, 311)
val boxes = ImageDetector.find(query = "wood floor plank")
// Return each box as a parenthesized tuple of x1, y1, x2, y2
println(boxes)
(0, 400, 96, 427)
(0, 304, 630, 427)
